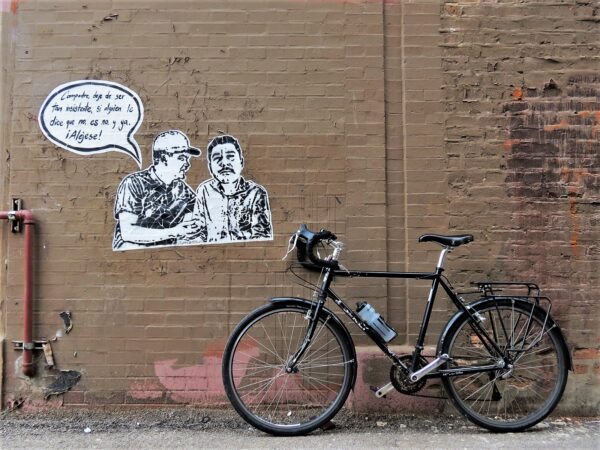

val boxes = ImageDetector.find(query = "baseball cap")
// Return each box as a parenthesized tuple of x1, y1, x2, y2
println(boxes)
(152, 130, 201, 156)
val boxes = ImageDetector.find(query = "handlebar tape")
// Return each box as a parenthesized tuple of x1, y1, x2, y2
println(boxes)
(306, 229, 339, 269)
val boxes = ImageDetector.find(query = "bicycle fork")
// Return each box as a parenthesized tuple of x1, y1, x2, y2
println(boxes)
(285, 269, 333, 372)
(284, 305, 322, 373)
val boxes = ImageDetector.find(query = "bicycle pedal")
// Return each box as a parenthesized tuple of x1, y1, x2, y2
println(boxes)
(371, 383, 395, 399)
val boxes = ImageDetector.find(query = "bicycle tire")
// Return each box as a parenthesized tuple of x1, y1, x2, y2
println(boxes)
(222, 302, 355, 436)
(440, 298, 569, 432)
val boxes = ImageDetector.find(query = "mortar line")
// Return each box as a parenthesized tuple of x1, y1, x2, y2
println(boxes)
(382, 0, 390, 323)
(400, 0, 410, 344)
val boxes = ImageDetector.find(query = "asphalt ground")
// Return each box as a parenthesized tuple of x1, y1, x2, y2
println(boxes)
(0, 408, 598, 449)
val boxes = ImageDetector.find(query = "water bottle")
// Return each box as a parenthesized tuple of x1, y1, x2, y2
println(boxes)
(356, 302, 397, 343)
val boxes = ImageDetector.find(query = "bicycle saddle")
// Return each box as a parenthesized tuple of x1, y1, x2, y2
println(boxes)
(418, 234, 474, 247)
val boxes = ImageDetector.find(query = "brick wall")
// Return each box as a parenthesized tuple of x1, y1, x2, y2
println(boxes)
(442, 0, 600, 413)
(1, 0, 390, 407)
(384, 1, 449, 342)
(0, 0, 597, 414)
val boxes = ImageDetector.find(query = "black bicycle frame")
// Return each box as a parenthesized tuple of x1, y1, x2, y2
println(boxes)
(288, 264, 507, 378)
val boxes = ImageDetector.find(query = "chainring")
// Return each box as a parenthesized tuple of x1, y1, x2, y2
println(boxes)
(390, 355, 427, 395)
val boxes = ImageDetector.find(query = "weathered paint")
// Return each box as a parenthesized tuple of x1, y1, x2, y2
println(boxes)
(153, 340, 258, 403)
(127, 380, 164, 401)
(0, 0, 19, 14)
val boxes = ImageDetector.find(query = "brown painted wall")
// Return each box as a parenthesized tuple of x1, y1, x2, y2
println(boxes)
(2, 0, 389, 408)
(441, 1, 600, 412)
(0, 0, 597, 413)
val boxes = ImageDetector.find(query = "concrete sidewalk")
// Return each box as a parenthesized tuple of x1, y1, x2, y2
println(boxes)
(0, 408, 598, 449)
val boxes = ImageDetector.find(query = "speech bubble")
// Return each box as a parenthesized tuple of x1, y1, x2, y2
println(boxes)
(38, 80, 144, 167)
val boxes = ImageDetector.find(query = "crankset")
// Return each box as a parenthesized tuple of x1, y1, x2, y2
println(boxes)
(371, 355, 448, 399)
(390, 355, 427, 395)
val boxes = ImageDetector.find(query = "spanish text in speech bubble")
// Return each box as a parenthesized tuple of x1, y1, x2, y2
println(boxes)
(38, 80, 144, 167)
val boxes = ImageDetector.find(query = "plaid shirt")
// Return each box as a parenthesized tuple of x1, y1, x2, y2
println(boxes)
(113, 167, 196, 249)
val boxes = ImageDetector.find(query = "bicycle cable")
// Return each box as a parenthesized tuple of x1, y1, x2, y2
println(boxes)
(286, 263, 325, 297)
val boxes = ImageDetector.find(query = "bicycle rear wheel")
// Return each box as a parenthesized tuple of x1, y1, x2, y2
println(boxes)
(440, 298, 569, 432)
(222, 302, 354, 436)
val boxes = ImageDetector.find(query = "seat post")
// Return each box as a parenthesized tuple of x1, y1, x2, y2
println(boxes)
(437, 246, 451, 270)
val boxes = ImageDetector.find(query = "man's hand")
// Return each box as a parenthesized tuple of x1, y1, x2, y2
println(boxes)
(171, 219, 203, 242)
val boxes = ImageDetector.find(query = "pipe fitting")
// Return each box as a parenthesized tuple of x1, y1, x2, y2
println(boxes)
(1, 209, 36, 377)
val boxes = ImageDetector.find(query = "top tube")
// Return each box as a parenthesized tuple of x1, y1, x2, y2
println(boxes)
(330, 269, 437, 279)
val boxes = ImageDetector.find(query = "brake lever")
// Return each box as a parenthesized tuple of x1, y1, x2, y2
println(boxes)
(322, 239, 344, 266)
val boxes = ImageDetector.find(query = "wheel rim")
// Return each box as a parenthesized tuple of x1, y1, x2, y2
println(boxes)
(446, 302, 564, 427)
(228, 307, 351, 429)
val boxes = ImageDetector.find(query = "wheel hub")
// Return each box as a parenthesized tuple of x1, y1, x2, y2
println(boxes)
(285, 366, 299, 374)
(501, 364, 514, 379)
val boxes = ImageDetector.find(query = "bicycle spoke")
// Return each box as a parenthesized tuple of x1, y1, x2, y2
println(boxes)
(266, 372, 290, 416)
(296, 361, 350, 370)
(301, 333, 337, 360)
(284, 313, 298, 360)
(494, 304, 511, 347)
(298, 343, 344, 367)
(259, 322, 286, 363)
(232, 356, 281, 369)
(455, 372, 488, 394)
(245, 335, 285, 364)
(239, 372, 281, 394)
(241, 374, 280, 403)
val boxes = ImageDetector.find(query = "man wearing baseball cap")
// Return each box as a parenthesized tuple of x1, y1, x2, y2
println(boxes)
(113, 130, 203, 250)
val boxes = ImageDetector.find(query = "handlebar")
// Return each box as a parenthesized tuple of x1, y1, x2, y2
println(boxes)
(295, 224, 339, 270)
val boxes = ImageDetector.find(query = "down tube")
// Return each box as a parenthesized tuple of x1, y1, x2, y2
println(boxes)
(326, 289, 409, 371)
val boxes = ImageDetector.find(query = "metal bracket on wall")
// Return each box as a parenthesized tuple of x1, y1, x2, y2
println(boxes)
(13, 340, 47, 351)
(13, 340, 55, 367)
(10, 198, 23, 233)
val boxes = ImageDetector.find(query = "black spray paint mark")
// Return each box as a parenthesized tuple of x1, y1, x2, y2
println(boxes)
(59, 311, 73, 334)
(44, 370, 81, 400)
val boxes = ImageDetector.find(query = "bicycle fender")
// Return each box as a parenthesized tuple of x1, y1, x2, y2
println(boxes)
(269, 297, 358, 389)
(437, 297, 572, 370)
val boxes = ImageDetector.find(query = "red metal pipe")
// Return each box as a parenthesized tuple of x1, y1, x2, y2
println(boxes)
(0, 210, 35, 377)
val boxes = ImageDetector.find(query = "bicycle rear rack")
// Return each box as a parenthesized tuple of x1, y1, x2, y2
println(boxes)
(471, 281, 540, 297)
(468, 281, 551, 312)
(466, 281, 555, 353)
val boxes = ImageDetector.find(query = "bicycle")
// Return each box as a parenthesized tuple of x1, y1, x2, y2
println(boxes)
(222, 224, 571, 436)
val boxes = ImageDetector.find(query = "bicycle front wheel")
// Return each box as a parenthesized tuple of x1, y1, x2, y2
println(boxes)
(441, 298, 569, 432)
(222, 302, 355, 436)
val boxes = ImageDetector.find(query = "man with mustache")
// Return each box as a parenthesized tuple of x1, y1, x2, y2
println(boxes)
(112, 130, 201, 250)
(193, 134, 272, 243)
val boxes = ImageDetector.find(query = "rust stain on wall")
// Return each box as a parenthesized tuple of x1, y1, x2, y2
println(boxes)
(504, 74, 600, 261)
(543, 119, 569, 133)
(503, 139, 521, 152)
(500, 72, 600, 363)
(561, 168, 592, 257)
(512, 87, 523, 101)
